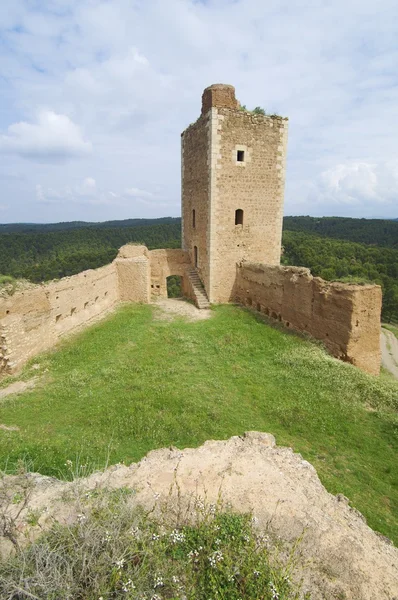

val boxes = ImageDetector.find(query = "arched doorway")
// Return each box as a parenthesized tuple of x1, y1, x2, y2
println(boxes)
(167, 275, 183, 298)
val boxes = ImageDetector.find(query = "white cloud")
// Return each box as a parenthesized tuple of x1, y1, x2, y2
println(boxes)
(0, 0, 398, 221)
(125, 187, 154, 198)
(0, 111, 92, 161)
(36, 178, 113, 206)
(286, 160, 398, 217)
(80, 177, 97, 194)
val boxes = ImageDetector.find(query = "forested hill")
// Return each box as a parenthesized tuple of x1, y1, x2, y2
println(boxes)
(0, 217, 180, 235)
(284, 216, 398, 248)
(0, 222, 181, 282)
(2, 215, 397, 246)
(0, 215, 397, 321)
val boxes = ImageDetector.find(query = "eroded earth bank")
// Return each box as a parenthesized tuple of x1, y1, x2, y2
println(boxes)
(1, 432, 397, 599)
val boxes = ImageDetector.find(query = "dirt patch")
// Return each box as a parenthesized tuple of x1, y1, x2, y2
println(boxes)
(381, 328, 398, 379)
(0, 378, 37, 400)
(153, 298, 212, 322)
(0, 424, 19, 431)
(2, 432, 397, 599)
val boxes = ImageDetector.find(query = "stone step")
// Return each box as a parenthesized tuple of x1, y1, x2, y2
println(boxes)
(188, 269, 210, 309)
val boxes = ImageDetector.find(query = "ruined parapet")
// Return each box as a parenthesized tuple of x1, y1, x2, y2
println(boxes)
(149, 249, 191, 299)
(235, 263, 382, 375)
(201, 83, 239, 115)
(0, 264, 119, 375)
(115, 257, 150, 303)
(114, 244, 150, 303)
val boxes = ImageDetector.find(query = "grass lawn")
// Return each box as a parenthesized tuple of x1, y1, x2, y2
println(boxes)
(0, 304, 397, 543)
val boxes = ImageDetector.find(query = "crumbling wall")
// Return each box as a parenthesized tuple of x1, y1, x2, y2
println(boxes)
(149, 249, 192, 299)
(0, 264, 119, 375)
(115, 244, 151, 303)
(235, 263, 382, 375)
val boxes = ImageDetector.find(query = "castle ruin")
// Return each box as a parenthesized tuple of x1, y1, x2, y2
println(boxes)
(0, 84, 382, 376)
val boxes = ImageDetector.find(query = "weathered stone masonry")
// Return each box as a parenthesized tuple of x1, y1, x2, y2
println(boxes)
(0, 84, 383, 377)
(181, 83, 381, 375)
(182, 84, 287, 304)
(235, 264, 382, 375)
(0, 245, 191, 376)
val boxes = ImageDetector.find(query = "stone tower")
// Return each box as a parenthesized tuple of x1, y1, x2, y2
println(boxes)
(181, 83, 288, 303)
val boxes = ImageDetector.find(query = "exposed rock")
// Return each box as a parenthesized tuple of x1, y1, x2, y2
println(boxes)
(1, 433, 397, 599)
(0, 378, 37, 400)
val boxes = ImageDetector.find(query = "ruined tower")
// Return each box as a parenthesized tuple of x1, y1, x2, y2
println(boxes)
(181, 84, 288, 303)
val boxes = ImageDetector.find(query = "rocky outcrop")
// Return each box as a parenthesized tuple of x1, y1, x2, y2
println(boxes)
(2, 433, 397, 599)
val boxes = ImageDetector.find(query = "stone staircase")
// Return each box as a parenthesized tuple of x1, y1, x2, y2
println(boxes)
(188, 269, 210, 309)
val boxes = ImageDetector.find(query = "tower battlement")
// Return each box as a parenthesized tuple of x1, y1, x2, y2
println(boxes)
(201, 83, 239, 114)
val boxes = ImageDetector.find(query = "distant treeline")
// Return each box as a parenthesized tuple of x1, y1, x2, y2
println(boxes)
(0, 223, 180, 283)
(0, 215, 397, 321)
(284, 216, 398, 248)
(282, 231, 398, 322)
(0, 217, 180, 235)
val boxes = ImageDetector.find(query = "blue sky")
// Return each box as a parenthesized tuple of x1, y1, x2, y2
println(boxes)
(0, 0, 397, 223)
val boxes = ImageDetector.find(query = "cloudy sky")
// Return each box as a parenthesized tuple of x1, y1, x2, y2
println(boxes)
(0, 0, 397, 223)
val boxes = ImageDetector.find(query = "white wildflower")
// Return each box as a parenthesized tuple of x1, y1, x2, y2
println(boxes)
(152, 533, 160, 541)
(115, 559, 125, 570)
(195, 498, 205, 511)
(122, 579, 135, 592)
(187, 549, 200, 563)
(170, 529, 186, 544)
(270, 582, 280, 599)
(208, 550, 224, 568)
(102, 530, 112, 542)
(154, 575, 164, 588)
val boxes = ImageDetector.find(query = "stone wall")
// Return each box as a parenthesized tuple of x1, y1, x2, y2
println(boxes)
(181, 112, 211, 294)
(0, 264, 119, 375)
(235, 263, 382, 375)
(210, 107, 287, 303)
(181, 84, 288, 304)
(115, 244, 151, 303)
(149, 249, 192, 299)
(0, 245, 196, 376)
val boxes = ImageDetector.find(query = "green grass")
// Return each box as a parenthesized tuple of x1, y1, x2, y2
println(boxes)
(383, 323, 398, 339)
(0, 304, 397, 543)
(0, 486, 304, 600)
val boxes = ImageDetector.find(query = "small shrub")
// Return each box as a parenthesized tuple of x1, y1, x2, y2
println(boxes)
(252, 106, 266, 115)
(0, 488, 307, 599)
(0, 275, 17, 295)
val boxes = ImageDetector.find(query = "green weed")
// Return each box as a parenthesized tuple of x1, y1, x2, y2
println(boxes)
(0, 487, 306, 599)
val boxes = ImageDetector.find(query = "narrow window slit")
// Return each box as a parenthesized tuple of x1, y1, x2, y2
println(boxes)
(235, 209, 244, 225)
